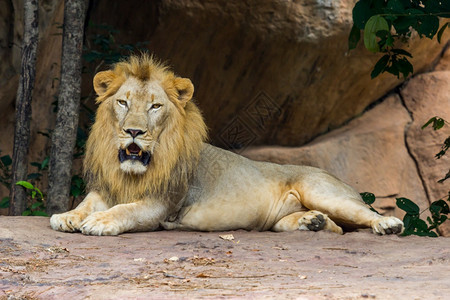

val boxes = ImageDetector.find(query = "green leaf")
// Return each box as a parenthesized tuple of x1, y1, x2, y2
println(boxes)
(393, 18, 413, 35)
(31, 190, 36, 199)
(412, 231, 438, 237)
(30, 162, 42, 168)
(396, 57, 414, 79)
(35, 187, 44, 200)
(422, 117, 445, 131)
(353, 0, 373, 30)
(437, 22, 449, 43)
(396, 197, 420, 215)
(0, 196, 9, 208)
(27, 173, 42, 180)
(31, 201, 43, 209)
(364, 15, 390, 53)
(386, 62, 400, 78)
(41, 156, 50, 170)
(391, 48, 412, 58)
(71, 186, 81, 198)
(417, 15, 440, 39)
(371, 54, 390, 78)
(430, 199, 450, 215)
(386, 0, 404, 13)
(22, 210, 32, 216)
(437, 169, 450, 183)
(402, 214, 415, 231)
(0, 155, 12, 167)
(16, 181, 34, 190)
(422, 117, 437, 130)
(360, 192, 376, 205)
(31, 210, 48, 217)
(412, 218, 428, 232)
(434, 118, 445, 130)
(348, 24, 361, 50)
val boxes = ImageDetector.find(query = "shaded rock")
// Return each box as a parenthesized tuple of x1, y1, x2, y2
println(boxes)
(243, 70, 450, 235)
(401, 71, 450, 235)
(242, 95, 428, 217)
(3, 0, 445, 152)
(144, 0, 449, 146)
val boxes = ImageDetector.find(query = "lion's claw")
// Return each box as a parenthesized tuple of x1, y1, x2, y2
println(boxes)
(371, 217, 403, 235)
(50, 212, 83, 232)
(80, 212, 122, 236)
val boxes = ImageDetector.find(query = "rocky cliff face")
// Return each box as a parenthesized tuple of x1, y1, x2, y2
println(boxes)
(0, 0, 449, 233)
(242, 66, 450, 235)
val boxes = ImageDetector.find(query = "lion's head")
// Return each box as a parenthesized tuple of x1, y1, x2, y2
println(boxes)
(84, 54, 207, 204)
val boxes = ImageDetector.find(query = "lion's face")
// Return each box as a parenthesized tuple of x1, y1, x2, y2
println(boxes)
(92, 58, 196, 176)
(111, 77, 175, 174)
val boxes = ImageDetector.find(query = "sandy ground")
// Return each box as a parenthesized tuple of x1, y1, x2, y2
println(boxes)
(0, 216, 449, 299)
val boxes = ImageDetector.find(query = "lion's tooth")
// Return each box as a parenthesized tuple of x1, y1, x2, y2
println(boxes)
(138, 150, 142, 156)
(126, 148, 131, 156)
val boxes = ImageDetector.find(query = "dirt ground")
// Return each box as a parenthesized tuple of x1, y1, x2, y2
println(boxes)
(0, 217, 449, 299)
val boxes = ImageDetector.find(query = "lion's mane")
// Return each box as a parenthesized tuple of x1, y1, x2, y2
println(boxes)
(83, 55, 208, 207)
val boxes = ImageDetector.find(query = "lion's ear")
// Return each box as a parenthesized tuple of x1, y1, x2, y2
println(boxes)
(93, 70, 116, 97)
(174, 77, 194, 107)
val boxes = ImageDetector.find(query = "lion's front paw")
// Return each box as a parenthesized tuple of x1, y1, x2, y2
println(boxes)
(80, 211, 122, 236)
(50, 211, 84, 232)
(371, 216, 403, 235)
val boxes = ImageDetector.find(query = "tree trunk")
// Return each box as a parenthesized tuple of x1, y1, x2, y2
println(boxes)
(47, 0, 87, 215)
(9, 0, 39, 216)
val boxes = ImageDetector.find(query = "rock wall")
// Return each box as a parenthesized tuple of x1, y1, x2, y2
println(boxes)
(0, 0, 449, 230)
(242, 65, 450, 235)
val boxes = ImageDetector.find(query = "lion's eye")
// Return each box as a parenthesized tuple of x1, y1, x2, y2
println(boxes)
(151, 103, 162, 110)
(117, 100, 128, 108)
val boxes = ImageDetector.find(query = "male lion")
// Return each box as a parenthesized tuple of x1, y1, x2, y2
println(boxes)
(50, 55, 403, 236)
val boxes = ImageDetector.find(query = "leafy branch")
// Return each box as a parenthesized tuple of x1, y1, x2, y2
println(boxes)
(15, 181, 47, 216)
(349, 0, 450, 79)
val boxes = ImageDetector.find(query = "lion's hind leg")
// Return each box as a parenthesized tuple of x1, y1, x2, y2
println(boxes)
(272, 210, 343, 234)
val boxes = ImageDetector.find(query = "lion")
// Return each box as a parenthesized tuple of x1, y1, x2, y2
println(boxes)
(50, 54, 403, 236)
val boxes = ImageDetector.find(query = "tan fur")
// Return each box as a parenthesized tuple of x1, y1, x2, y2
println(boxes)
(85, 55, 206, 207)
(50, 54, 403, 236)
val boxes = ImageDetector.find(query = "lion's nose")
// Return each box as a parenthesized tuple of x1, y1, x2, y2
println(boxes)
(125, 128, 145, 138)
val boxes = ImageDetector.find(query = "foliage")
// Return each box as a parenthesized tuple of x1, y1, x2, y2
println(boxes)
(15, 181, 47, 216)
(0, 152, 12, 210)
(70, 174, 85, 199)
(0, 152, 12, 189)
(422, 116, 450, 184)
(362, 192, 449, 237)
(83, 22, 148, 68)
(349, 0, 450, 79)
(360, 192, 380, 213)
(362, 117, 449, 237)
(397, 196, 449, 237)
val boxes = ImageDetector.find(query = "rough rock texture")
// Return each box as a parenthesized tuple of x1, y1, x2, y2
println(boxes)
(242, 95, 426, 217)
(0, 0, 448, 226)
(1, 217, 449, 299)
(242, 70, 450, 234)
(401, 72, 450, 235)
(93, 0, 449, 147)
(1, 0, 449, 155)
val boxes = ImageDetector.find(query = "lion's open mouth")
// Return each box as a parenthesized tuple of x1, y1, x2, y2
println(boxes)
(118, 143, 151, 166)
